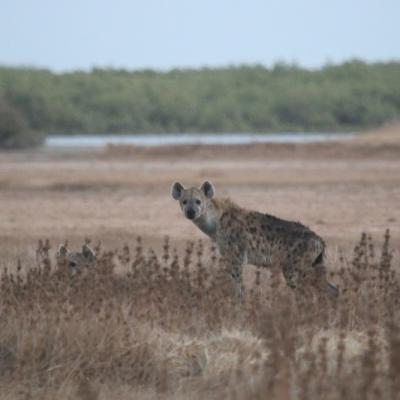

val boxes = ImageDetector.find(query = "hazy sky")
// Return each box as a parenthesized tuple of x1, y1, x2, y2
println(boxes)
(1, 0, 399, 71)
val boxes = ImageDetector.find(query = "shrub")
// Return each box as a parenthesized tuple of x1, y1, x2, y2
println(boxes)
(0, 99, 45, 148)
(0, 231, 399, 399)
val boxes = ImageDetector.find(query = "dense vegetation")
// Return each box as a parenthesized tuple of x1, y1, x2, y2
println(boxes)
(0, 99, 45, 148)
(1, 232, 399, 399)
(0, 60, 399, 137)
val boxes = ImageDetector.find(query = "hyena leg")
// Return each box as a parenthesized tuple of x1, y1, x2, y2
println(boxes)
(283, 256, 338, 298)
(220, 255, 244, 301)
(282, 262, 305, 291)
(231, 261, 244, 301)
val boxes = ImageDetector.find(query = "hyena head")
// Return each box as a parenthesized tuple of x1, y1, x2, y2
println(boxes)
(57, 242, 96, 269)
(171, 181, 215, 220)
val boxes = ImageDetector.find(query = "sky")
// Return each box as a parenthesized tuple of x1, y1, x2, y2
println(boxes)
(1, 0, 399, 72)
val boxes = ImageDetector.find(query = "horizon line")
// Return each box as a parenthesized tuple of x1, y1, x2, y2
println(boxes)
(1, 57, 400, 75)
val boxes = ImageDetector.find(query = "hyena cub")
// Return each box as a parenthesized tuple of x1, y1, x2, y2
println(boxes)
(57, 241, 96, 274)
(171, 181, 338, 299)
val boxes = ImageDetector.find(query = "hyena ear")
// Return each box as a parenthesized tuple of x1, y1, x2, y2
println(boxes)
(82, 244, 96, 261)
(58, 244, 69, 257)
(200, 181, 215, 199)
(171, 182, 184, 200)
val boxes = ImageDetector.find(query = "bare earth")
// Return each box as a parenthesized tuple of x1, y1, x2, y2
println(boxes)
(1, 126, 400, 263)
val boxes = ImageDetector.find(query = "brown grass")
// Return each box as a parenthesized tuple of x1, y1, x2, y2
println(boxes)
(0, 134, 399, 251)
(1, 126, 400, 398)
(356, 121, 400, 145)
(0, 231, 399, 399)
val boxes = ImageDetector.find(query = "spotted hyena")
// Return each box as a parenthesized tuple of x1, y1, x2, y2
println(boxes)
(57, 241, 96, 273)
(171, 181, 338, 299)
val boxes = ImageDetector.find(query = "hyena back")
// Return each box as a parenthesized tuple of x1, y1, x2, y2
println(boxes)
(171, 181, 338, 299)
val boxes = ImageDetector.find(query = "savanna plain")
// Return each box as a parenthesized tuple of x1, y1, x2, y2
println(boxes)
(0, 126, 400, 399)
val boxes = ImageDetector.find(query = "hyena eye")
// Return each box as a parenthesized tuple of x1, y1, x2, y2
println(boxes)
(196, 199, 201, 205)
(182, 200, 188, 205)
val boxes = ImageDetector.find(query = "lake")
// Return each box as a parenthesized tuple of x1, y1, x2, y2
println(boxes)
(45, 132, 354, 148)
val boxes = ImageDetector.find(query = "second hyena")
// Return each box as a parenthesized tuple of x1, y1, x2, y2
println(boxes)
(171, 181, 338, 299)
(57, 242, 96, 273)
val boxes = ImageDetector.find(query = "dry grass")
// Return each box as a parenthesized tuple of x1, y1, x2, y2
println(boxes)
(1, 128, 400, 398)
(1, 231, 400, 400)
(0, 145, 399, 250)
(357, 121, 400, 145)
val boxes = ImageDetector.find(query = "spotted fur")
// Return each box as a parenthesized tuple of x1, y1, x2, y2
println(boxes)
(171, 181, 338, 299)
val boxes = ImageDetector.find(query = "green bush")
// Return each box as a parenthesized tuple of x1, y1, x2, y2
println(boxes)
(0, 99, 45, 148)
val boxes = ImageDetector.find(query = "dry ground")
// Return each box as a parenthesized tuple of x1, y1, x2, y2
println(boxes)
(0, 125, 399, 260)
(1, 125, 400, 400)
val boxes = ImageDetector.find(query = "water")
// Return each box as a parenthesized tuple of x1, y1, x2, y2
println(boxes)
(45, 132, 354, 148)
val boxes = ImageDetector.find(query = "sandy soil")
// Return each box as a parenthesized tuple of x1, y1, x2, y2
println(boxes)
(0, 125, 399, 262)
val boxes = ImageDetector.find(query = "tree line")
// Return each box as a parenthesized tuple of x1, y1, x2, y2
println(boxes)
(0, 60, 399, 147)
